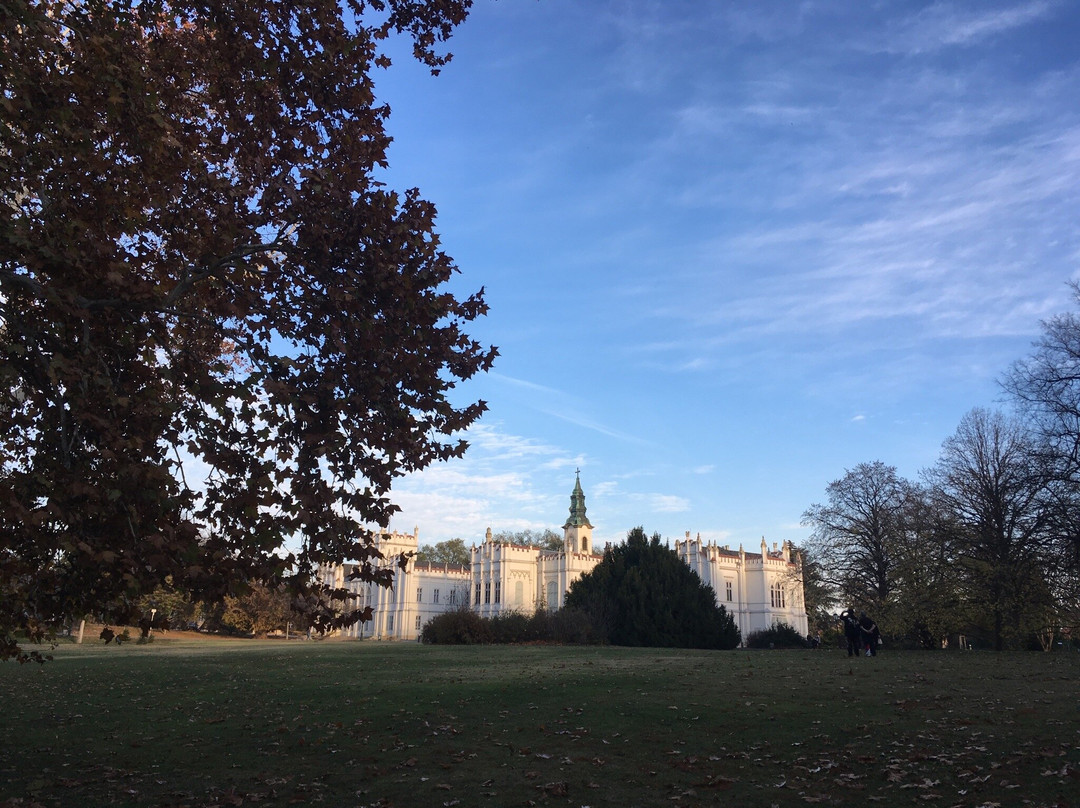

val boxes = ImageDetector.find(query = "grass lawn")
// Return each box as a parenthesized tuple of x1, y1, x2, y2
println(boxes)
(1, 638, 1078, 807)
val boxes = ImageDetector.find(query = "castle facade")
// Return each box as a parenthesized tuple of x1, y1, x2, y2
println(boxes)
(321, 475, 808, 642)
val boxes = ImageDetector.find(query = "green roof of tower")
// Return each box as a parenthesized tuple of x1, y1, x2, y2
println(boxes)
(563, 471, 593, 529)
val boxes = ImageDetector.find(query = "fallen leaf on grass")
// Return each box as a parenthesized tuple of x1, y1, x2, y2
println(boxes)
(698, 775, 735, 790)
(537, 782, 568, 797)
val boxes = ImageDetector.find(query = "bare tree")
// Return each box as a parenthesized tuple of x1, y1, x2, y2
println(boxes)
(925, 409, 1053, 650)
(803, 461, 910, 609)
(887, 487, 961, 648)
(1004, 282, 1080, 572)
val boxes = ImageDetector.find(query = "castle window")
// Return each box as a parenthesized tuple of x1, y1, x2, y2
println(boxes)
(494, 581, 501, 604)
(433, 588, 440, 604)
(484, 581, 490, 604)
(449, 589, 458, 605)
(415, 615, 421, 631)
(475, 583, 481, 605)
(725, 581, 733, 602)
(770, 582, 785, 609)
(387, 614, 394, 632)
(417, 587, 422, 603)
(515, 580, 524, 605)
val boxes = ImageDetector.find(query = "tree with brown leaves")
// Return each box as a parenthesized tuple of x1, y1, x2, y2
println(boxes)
(1, 0, 494, 662)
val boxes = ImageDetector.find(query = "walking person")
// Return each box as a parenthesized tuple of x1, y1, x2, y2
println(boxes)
(859, 612, 880, 656)
(840, 609, 861, 657)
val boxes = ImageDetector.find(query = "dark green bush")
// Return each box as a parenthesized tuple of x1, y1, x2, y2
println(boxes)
(563, 527, 741, 650)
(547, 607, 605, 644)
(488, 611, 532, 644)
(419, 606, 607, 645)
(420, 607, 492, 644)
(745, 622, 808, 649)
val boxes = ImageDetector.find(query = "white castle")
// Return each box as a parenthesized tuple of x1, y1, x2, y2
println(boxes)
(321, 474, 808, 642)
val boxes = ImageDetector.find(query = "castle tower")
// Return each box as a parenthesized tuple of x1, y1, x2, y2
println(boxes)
(562, 471, 594, 554)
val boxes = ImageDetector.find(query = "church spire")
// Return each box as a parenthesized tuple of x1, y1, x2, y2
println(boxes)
(563, 469, 593, 529)
(562, 470, 594, 554)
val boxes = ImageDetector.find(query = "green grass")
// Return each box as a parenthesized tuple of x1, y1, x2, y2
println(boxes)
(1, 639, 1078, 807)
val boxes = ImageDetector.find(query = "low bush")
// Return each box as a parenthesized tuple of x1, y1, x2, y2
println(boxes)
(421, 607, 491, 644)
(745, 622, 809, 649)
(547, 607, 605, 644)
(488, 611, 532, 643)
(420, 607, 607, 645)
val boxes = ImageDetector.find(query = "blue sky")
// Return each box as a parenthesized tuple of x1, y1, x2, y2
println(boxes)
(371, 0, 1080, 551)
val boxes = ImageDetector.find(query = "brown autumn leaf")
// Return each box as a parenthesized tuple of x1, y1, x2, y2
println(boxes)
(537, 782, 568, 797)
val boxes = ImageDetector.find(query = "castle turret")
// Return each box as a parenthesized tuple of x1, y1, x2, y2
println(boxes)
(562, 471, 594, 554)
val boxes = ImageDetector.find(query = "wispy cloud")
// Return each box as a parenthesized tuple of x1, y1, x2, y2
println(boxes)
(490, 372, 652, 445)
(629, 493, 691, 514)
(386, 421, 580, 541)
(605, 36, 1080, 389)
(875, 1, 1059, 54)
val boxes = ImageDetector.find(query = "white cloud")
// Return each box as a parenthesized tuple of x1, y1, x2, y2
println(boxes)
(384, 420, 585, 543)
(871, 1, 1059, 54)
(630, 493, 690, 514)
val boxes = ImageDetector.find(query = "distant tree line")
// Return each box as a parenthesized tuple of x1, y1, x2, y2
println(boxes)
(414, 529, 564, 568)
(93, 580, 313, 640)
(802, 283, 1080, 651)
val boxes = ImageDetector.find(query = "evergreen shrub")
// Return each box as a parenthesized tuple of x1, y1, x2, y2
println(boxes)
(745, 622, 808, 649)
(420, 607, 491, 644)
(488, 611, 531, 643)
(564, 527, 741, 649)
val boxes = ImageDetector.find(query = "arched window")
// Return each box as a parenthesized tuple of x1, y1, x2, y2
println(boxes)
(770, 582, 785, 609)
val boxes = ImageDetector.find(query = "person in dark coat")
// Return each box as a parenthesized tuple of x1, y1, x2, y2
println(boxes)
(859, 612, 881, 656)
(840, 609, 861, 657)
